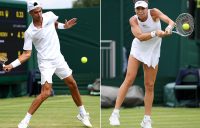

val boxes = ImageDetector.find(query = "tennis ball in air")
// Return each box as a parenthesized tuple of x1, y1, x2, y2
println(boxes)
(182, 23, 190, 30)
(81, 57, 88, 63)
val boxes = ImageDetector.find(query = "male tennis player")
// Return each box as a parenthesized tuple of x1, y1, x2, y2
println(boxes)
(109, 0, 175, 128)
(3, 0, 92, 128)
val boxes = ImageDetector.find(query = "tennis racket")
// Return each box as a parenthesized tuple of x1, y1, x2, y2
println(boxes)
(172, 13, 194, 37)
(0, 53, 8, 67)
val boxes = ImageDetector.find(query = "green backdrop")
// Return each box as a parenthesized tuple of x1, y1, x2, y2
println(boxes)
(43, 8, 100, 94)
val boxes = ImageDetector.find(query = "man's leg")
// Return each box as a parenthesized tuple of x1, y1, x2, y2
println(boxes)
(63, 75, 82, 106)
(63, 75, 92, 127)
(140, 64, 158, 128)
(18, 82, 52, 128)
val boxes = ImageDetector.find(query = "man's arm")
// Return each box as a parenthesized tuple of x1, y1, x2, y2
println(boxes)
(18, 50, 32, 63)
(55, 18, 77, 29)
(3, 50, 32, 72)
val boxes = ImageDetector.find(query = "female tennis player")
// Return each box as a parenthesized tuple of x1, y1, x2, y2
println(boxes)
(109, 0, 175, 128)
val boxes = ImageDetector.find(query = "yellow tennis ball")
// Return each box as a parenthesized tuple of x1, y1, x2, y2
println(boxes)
(81, 57, 88, 63)
(182, 23, 190, 30)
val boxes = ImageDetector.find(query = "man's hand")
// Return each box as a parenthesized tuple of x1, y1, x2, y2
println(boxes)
(64, 18, 77, 29)
(3, 64, 13, 72)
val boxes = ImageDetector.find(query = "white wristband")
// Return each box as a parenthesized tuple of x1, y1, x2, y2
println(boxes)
(150, 31, 157, 38)
(166, 25, 174, 30)
(11, 59, 21, 68)
(58, 23, 65, 29)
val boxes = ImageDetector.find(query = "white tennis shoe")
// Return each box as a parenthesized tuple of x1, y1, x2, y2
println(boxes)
(109, 112, 120, 126)
(18, 121, 29, 128)
(140, 118, 152, 128)
(77, 113, 92, 127)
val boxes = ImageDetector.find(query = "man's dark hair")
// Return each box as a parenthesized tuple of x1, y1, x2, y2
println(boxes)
(33, 2, 38, 6)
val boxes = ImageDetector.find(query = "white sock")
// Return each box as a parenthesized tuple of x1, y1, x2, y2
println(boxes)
(23, 113, 32, 124)
(113, 108, 120, 114)
(144, 115, 151, 121)
(79, 105, 87, 115)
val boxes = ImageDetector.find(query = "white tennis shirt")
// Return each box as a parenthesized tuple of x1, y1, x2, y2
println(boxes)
(23, 11, 61, 60)
(130, 9, 162, 68)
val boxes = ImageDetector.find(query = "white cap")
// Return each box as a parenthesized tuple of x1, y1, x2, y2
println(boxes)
(27, 0, 42, 12)
(135, 1, 148, 8)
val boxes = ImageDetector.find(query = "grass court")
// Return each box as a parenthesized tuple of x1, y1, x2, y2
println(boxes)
(101, 106, 200, 128)
(0, 95, 100, 128)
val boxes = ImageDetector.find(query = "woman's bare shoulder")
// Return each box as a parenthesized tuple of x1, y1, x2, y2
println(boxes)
(129, 15, 137, 25)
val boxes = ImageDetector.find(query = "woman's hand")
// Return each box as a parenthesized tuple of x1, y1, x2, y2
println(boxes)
(156, 30, 170, 37)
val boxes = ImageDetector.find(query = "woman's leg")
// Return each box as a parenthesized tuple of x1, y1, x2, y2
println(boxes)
(110, 56, 140, 126)
(143, 64, 158, 116)
(141, 64, 158, 128)
(115, 56, 141, 109)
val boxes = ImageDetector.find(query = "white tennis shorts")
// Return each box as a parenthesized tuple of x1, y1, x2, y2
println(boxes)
(38, 56, 72, 85)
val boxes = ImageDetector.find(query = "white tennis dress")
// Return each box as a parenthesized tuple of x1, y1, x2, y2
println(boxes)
(130, 9, 162, 69)
(23, 11, 72, 84)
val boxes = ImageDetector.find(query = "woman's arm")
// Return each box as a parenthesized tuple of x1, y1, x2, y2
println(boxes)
(151, 8, 175, 34)
(130, 16, 153, 41)
(130, 16, 167, 41)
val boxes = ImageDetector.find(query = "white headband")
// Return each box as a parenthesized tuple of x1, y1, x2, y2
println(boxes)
(135, 1, 148, 8)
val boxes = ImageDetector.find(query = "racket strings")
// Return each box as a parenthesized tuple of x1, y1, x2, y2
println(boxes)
(175, 13, 194, 36)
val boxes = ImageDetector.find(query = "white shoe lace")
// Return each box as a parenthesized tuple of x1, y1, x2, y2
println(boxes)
(82, 113, 90, 120)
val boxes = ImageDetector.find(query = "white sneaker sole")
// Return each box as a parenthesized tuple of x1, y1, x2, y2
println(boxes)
(140, 121, 152, 128)
(77, 114, 92, 128)
(18, 122, 29, 128)
(140, 121, 144, 128)
(110, 122, 120, 126)
(109, 118, 120, 126)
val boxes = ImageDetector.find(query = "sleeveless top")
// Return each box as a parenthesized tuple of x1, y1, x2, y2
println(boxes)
(130, 9, 162, 68)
